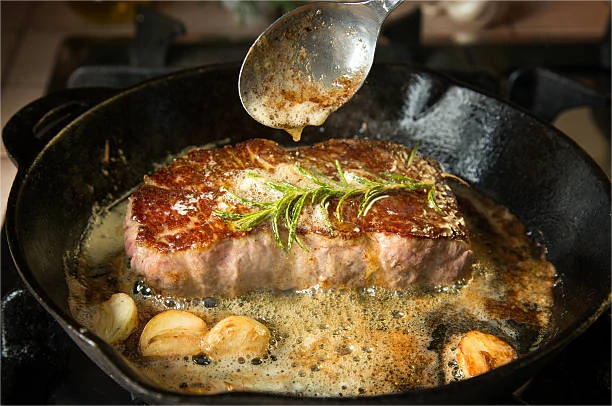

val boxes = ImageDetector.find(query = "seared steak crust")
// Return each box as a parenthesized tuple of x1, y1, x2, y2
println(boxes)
(125, 138, 472, 297)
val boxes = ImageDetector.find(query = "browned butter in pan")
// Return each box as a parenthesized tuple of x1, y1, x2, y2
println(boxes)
(66, 179, 557, 397)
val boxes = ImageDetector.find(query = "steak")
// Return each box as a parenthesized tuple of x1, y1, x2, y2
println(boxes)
(124, 138, 473, 297)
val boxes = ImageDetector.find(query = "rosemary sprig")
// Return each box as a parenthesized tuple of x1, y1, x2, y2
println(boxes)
(213, 155, 444, 252)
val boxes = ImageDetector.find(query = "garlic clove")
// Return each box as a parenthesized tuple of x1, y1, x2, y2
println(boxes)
(139, 309, 208, 357)
(202, 315, 270, 361)
(93, 292, 139, 344)
(455, 330, 517, 378)
(442, 0, 508, 28)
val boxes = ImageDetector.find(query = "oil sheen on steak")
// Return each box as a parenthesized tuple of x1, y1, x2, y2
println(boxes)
(124, 138, 473, 297)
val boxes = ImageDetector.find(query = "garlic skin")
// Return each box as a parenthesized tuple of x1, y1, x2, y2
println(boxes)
(202, 315, 271, 360)
(139, 310, 208, 357)
(93, 293, 138, 344)
(422, 1, 509, 29)
(455, 330, 517, 378)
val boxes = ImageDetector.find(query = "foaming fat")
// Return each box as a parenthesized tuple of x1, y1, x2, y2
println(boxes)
(65, 183, 557, 398)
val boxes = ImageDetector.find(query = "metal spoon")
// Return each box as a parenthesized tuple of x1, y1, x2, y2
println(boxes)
(238, 0, 403, 141)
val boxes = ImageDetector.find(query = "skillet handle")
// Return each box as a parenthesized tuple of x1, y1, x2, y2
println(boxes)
(2, 87, 119, 168)
(506, 68, 611, 123)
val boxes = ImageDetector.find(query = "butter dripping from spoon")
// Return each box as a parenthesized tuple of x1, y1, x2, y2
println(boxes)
(238, 0, 403, 141)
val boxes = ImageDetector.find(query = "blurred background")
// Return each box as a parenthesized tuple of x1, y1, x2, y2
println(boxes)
(2, 1, 610, 219)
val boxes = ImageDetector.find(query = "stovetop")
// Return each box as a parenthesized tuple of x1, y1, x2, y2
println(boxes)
(2, 5, 610, 405)
(45, 4, 610, 97)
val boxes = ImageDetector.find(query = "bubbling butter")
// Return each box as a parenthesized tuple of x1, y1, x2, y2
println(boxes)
(66, 182, 557, 398)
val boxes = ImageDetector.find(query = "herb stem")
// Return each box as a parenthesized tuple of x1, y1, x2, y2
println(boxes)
(214, 153, 444, 251)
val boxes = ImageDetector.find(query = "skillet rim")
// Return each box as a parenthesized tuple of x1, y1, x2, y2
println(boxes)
(4, 61, 611, 403)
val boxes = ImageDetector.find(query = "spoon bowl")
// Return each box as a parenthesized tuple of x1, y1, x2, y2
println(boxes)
(239, 0, 403, 141)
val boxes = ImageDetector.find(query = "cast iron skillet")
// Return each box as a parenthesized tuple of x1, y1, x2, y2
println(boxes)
(3, 62, 610, 404)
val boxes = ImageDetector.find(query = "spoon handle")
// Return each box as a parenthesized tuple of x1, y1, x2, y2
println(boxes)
(365, 0, 404, 21)
(381, 0, 404, 12)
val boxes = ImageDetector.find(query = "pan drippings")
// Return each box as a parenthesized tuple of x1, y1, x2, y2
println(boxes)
(66, 183, 557, 397)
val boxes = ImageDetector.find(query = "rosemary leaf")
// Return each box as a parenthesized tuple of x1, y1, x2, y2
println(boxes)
(335, 160, 350, 186)
(297, 164, 339, 189)
(427, 185, 444, 214)
(224, 188, 272, 208)
(232, 207, 274, 231)
(406, 140, 421, 168)
(441, 172, 470, 187)
(287, 192, 309, 251)
(319, 195, 335, 236)
(271, 200, 284, 249)
(361, 194, 391, 218)
(358, 186, 388, 217)
(347, 172, 380, 187)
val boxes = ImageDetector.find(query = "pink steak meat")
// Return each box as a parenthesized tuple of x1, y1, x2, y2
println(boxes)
(124, 138, 473, 297)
